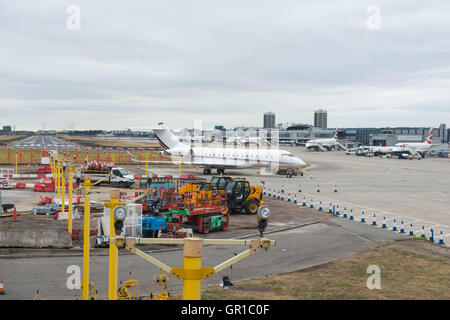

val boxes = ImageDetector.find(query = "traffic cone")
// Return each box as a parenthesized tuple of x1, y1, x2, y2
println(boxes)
(310, 175, 313, 180)
(392, 219, 397, 231)
(335, 205, 340, 216)
(400, 221, 405, 233)
(13, 207, 18, 222)
(277, 191, 280, 200)
(382, 217, 386, 229)
(268, 188, 271, 197)
(309, 199, 314, 209)
(361, 211, 365, 223)
(328, 203, 332, 213)
(287, 194, 291, 202)
(343, 208, 347, 218)
(334, 185, 338, 193)
(429, 228, 434, 244)
(318, 201, 322, 211)
(409, 223, 414, 236)
(293, 194, 297, 204)
(0, 280, 5, 295)
(421, 226, 425, 238)
(281, 193, 284, 201)
(317, 185, 320, 193)
(298, 185, 302, 193)
(281, 185, 284, 194)
(302, 197, 306, 207)
(372, 214, 377, 226)
(349, 209, 354, 220)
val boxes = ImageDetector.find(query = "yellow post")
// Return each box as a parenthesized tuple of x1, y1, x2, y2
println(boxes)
(108, 190, 120, 300)
(15, 153, 18, 174)
(52, 157, 57, 192)
(145, 155, 148, 177)
(68, 167, 73, 234)
(112, 155, 114, 164)
(179, 154, 181, 177)
(183, 238, 203, 300)
(61, 169, 65, 216)
(57, 161, 61, 200)
(81, 175, 92, 300)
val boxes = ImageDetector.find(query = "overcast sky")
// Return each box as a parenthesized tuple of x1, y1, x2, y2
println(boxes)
(1, 0, 449, 131)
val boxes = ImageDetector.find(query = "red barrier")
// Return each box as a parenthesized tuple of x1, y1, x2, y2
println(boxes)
(33, 184, 45, 192)
(16, 183, 26, 189)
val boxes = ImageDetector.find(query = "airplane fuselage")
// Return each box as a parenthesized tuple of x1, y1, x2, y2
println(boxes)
(167, 145, 304, 169)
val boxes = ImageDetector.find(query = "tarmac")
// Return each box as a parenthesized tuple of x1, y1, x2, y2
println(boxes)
(9, 135, 78, 150)
(0, 147, 448, 299)
(0, 207, 405, 300)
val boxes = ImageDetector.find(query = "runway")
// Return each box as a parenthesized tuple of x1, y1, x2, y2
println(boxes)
(9, 135, 78, 150)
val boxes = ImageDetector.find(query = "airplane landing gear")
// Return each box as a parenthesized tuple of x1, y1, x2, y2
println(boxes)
(203, 168, 212, 175)
(217, 168, 225, 175)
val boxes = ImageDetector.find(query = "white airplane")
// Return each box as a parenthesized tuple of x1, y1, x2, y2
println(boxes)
(305, 129, 346, 151)
(395, 128, 433, 154)
(135, 123, 306, 175)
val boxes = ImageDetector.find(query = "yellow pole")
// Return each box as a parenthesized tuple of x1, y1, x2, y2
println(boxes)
(61, 169, 65, 216)
(112, 155, 114, 164)
(53, 157, 57, 192)
(68, 167, 73, 234)
(15, 153, 18, 174)
(145, 155, 148, 177)
(179, 154, 181, 176)
(108, 190, 120, 300)
(183, 238, 203, 300)
(57, 161, 61, 200)
(82, 175, 91, 300)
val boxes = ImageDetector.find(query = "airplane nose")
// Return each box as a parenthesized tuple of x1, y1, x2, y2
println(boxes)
(296, 157, 306, 167)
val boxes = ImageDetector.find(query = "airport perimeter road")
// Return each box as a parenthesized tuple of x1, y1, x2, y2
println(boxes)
(9, 135, 78, 150)
(0, 217, 404, 300)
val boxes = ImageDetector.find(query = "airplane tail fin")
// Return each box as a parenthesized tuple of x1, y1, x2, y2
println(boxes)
(426, 128, 433, 145)
(333, 128, 339, 140)
(152, 123, 183, 150)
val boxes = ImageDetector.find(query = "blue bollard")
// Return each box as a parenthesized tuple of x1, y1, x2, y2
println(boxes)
(277, 191, 280, 200)
(328, 203, 332, 214)
(268, 188, 271, 197)
(334, 185, 338, 193)
(302, 197, 306, 207)
(281, 185, 284, 194)
(298, 185, 302, 193)
(287, 193, 291, 202)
